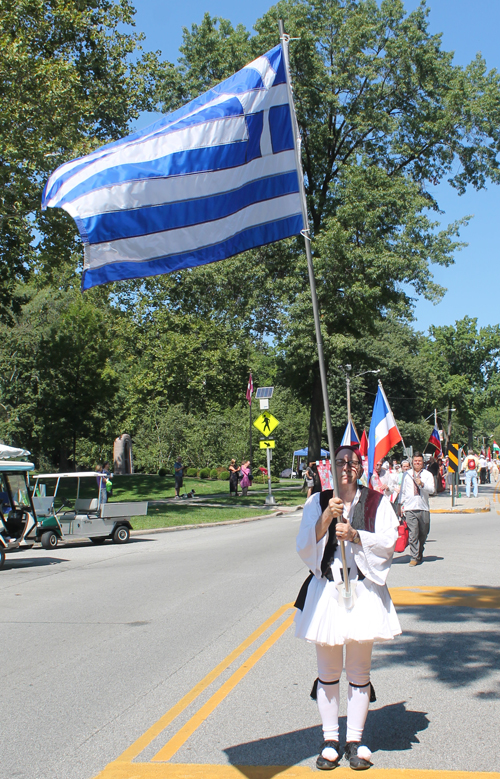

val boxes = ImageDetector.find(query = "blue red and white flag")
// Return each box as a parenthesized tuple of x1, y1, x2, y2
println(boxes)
(246, 373, 253, 405)
(42, 46, 303, 290)
(428, 426, 442, 453)
(359, 429, 369, 458)
(341, 420, 360, 446)
(367, 384, 402, 479)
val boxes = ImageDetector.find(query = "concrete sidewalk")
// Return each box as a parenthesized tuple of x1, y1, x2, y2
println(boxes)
(429, 482, 495, 513)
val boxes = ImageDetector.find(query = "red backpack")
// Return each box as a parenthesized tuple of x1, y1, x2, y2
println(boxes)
(467, 458, 476, 470)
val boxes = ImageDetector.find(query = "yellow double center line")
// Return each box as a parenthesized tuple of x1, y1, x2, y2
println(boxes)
(115, 603, 294, 766)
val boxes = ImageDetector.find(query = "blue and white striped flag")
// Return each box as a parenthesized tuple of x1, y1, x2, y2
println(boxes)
(42, 45, 304, 290)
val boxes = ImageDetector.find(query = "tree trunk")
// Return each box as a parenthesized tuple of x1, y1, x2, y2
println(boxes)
(468, 426, 473, 451)
(307, 368, 324, 462)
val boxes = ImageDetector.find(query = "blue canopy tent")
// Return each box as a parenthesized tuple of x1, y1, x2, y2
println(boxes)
(291, 447, 330, 478)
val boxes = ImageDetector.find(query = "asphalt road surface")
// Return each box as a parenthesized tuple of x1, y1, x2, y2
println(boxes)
(1, 488, 499, 779)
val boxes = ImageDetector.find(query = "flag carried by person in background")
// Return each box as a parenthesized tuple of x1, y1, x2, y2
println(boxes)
(341, 420, 360, 446)
(42, 46, 304, 291)
(488, 446, 491, 459)
(493, 441, 500, 455)
(359, 429, 369, 458)
(367, 384, 402, 479)
(246, 373, 253, 405)
(428, 425, 442, 455)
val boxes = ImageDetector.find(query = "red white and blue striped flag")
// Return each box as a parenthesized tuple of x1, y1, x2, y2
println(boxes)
(367, 384, 402, 478)
(428, 426, 442, 453)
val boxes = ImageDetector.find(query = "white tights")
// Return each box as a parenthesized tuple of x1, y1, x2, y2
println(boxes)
(316, 641, 373, 743)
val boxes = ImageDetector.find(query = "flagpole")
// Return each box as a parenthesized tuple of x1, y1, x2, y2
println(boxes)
(280, 22, 352, 602)
(279, 22, 338, 496)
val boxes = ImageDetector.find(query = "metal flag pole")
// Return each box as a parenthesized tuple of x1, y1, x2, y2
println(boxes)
(279, 21, 351, 603)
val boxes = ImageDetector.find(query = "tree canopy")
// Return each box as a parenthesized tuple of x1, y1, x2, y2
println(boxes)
(1, 0, 500, 471)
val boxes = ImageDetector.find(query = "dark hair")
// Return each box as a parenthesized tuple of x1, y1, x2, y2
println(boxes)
(413, 451, 424, 459)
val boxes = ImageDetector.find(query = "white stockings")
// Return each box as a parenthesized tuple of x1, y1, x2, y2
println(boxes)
(316, 641, 373, 743)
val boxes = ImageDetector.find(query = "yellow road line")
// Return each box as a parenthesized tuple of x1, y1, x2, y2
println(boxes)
(117, 603, 293, 763)
(152, 613, 295, 762)
(94, 761, 500, 778)
(390, 586, 500, 609)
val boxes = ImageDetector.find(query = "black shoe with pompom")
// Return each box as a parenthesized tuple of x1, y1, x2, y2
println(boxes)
(316, 740, 341, 770)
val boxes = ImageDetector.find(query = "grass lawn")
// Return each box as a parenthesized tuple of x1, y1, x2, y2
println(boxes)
(131, 503, 274, 529)
(111, 474, 298, 502)
(200, 488, 305, 508)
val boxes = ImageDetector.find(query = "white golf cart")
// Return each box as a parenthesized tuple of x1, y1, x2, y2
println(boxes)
(0, 460, 37, 568)
(32, 472, 147, 548)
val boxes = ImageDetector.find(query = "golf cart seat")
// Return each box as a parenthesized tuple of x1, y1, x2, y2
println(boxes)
(74, 498, 99, 513)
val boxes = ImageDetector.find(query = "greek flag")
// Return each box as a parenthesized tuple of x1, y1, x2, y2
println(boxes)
(42, 45, 304, 290)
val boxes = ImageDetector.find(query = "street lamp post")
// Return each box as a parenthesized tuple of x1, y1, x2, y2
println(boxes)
(340, 365, 380, 426)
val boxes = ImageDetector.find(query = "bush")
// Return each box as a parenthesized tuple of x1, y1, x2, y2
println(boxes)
(210, 468, 218, 479)
(252, 474, 280, 484)
(186, 468, 197, 477)
(158, 467, 167, 477)
(218, 470, 230, 480)
(199, 468, 211, 479)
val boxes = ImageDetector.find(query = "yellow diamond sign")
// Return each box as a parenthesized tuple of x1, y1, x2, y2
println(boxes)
(254, 411, 279, 436)
(259, 439, 276, 449)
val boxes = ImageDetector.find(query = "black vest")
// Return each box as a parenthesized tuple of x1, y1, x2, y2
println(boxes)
(294, 486, 383, 610)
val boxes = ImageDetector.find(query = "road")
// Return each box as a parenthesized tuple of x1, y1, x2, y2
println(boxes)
(1, 489, 499, 779)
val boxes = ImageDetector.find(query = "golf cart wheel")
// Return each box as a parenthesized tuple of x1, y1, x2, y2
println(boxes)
(0, 549, 4, 569)
(41, 531, 58, 550)
(90, 537, 106, 545)
(113, 525, 130, 544)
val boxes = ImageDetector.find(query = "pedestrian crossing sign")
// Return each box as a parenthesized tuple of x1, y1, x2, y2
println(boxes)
(253, 411, 279, 436)
(260, 440, 276, 449)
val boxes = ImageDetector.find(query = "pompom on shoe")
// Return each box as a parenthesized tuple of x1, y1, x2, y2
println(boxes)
(316, 740, 341, 770)
(344, 742, 372, 770)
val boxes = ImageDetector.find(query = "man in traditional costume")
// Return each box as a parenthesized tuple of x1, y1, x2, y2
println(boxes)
(294, 445, 401, 770)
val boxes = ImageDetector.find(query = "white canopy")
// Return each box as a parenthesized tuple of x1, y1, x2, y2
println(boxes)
(0, 444, 31, 459)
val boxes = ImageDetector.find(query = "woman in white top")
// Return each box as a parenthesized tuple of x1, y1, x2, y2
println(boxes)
(294, 445, 401, 770)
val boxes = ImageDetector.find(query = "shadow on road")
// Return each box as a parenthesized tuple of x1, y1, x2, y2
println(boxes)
(2, 555, 69, 569)
(223, 702, 428, 775)
(392, 554, 444, 565)
(375, 607, 500, 691)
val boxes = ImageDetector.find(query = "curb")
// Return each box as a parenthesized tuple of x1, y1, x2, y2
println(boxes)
(130, 505, 303, 536)
(430, 502, 490, 515)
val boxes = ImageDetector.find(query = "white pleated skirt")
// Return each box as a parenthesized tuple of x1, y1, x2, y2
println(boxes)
(294, 575, 402, 646)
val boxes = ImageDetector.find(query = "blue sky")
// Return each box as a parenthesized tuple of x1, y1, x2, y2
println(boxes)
(130, 0, 500, 333)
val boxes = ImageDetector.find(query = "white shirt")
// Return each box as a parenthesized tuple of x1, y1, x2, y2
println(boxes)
(400, 468, 435, 511)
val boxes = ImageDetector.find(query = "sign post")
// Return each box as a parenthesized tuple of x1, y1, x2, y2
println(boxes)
(448, 443, 459, 508)
(254, 412, 280, 505)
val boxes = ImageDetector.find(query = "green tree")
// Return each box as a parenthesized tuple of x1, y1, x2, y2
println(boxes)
(422, 317, 500, 450)
(152, 0, 500, 458)
(0, 287, 119, 468)
(0, 0, 169, 319)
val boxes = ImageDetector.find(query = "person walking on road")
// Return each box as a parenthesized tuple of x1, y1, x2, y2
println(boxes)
(399, 451, 435, 566)
(464, 451, 479, 498)
(294, 445, 401, 771)
(478, 453, 487, 485)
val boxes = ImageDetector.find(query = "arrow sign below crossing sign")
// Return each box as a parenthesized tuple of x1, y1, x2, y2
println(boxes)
(254, 411, 279, 436)
(260, 440, 276, 449)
